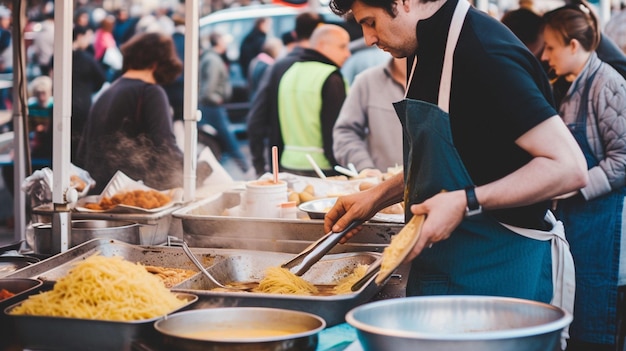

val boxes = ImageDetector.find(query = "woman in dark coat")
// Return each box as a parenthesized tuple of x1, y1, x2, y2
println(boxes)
(77, 32, 184, 194)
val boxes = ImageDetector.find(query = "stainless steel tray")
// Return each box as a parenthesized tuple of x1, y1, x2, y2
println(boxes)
(173, 191, 402, 253)
(4, 238, 223, 283)
(4, 292, 197, 351)
(0, 278, 45, 350)
(5, 240, 384, 326)
(172, 250, 383, 327)
(32, 203, 184, 244)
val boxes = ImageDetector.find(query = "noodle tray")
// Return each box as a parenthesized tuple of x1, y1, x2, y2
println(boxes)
(3, 238, 224, 284)
(4, 292, 197, 351)
(174, 190, 402, 253)
(172, 250, 383, 327)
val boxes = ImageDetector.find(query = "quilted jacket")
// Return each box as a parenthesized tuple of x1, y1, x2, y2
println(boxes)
(559, 52, 626, 200)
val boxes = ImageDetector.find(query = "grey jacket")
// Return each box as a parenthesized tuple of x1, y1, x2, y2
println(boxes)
(199, 49, 232, 106)
(559, 52, 626, 200)
(333, 59, 404, 172)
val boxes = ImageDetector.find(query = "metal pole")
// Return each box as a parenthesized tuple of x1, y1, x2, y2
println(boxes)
(51, 0, 74, 253)
(11, 0, 27, 244)
(183, 0, 200, 203)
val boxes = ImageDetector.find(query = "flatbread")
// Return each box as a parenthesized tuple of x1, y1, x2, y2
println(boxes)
(375, 214, 425, 285)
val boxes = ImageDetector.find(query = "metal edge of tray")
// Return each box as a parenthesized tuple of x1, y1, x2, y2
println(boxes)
(182, 235, 387, 255)
(173, 193, 403, 244)
(4, 292, 198, 351)
(33, 203, 183, 220)
(3, 239, 224, 282)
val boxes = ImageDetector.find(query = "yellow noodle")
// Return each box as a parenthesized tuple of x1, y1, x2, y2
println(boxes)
(380, 230, 415, 274)
(253, 267, 318, 295)
(10, 255, 186, 321)
(333, 264, 369, 294)
(379, 215, 424, 278)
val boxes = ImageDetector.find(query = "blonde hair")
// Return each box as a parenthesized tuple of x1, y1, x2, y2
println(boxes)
(28, 76, 52, 97)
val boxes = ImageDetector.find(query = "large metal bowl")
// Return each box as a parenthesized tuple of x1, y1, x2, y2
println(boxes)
(346, 295, 572, 351)
(154, 307, 326, 351)
(30, 220, 143, 254)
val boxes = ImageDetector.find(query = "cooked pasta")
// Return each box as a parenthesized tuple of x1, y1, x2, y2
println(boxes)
(253, 267, 318, 295)
(144, 265, 196, 288)
(10, 255, 186, 321)
(333, 264, 368, 294)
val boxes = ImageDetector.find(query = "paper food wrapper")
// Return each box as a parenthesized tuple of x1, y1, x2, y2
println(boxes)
(75, 171, 183, 213)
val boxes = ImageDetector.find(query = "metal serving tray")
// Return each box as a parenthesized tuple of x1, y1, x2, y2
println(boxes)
(5, 238, 223, 283)
(173, 191, 402, 253)
(32, 203, 184, 245)
(4, 239, 389, 335)
(4, 292, 197, 351)
(172, 250, 383, 327)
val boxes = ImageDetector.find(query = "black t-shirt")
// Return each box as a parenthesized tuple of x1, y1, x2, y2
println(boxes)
(408, 0, 557, 229)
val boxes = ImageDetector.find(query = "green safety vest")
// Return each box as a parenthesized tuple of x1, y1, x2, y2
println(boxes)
(278, 61, 345, 170)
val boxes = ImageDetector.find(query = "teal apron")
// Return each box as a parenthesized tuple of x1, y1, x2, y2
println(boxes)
(555, 67, 623, 345)
(394, 0, 574, 321)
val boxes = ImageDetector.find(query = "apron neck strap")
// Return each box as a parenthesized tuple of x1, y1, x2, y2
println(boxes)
(438, 0, 470, 113)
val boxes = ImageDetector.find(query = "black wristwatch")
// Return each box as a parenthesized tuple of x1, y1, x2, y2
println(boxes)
(464, 185, 482, 217)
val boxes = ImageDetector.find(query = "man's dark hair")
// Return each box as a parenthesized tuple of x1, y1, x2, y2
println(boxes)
(501, 8, 543, 47)
(281, 30, 296, 46)
(72, 25, 90, 41)
(329, 0, 395, 17)
(209, 32, 222, 47)
(121, 32, 183, 85)
(294, 11, 323, 40)
(330, 0, 438, 17)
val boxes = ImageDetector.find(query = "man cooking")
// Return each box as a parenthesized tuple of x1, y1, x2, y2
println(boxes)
(323, 0, 587, 338)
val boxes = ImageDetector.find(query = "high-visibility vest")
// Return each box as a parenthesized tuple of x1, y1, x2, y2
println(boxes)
(278, 61, 341, 170)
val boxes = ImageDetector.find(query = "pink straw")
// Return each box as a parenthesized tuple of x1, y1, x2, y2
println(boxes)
(272, 146, 279, 183)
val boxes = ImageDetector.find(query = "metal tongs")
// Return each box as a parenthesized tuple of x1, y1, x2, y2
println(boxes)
(281, 220, 363, 276)
(168, 237, 247, 291)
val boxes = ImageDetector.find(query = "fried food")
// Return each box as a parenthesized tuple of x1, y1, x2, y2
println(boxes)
(70, 175, 87, 192)
(84, 190, 171, 210)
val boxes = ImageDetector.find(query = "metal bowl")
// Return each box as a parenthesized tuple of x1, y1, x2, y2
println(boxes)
(346, 295, 572, 351)
(30, 220, 143, 254)
(154, 307, 326, 351)
(298, 197, 338, 219)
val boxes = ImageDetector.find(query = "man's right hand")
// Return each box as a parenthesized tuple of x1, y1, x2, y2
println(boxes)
(323, 190, 377, 243)
(324, 172, 405, 243)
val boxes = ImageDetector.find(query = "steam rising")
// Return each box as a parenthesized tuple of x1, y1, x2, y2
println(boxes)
(81, 132, 211, 194)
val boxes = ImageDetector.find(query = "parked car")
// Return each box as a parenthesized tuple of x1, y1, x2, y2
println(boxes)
(199, 4, 362, 134)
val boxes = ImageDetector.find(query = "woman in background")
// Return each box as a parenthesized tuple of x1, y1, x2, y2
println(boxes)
(93, 15, 119, 81)
(77, 32, 184, 194)
(542, 3, 626, 350)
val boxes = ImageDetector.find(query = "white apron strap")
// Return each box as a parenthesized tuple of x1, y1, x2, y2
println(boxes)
(403, 0, 469, 102)
(438, 0, 470, 113)
(500, 211, 575, 348)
